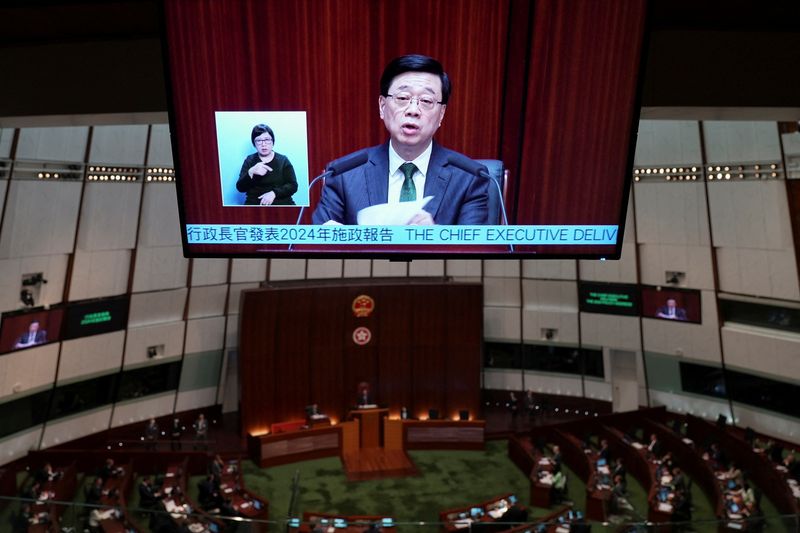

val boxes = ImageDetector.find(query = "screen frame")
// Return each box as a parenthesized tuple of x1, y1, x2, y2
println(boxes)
(159, 0, 651, 261)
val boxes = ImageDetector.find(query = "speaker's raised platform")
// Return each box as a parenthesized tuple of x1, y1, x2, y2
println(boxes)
(342, 449, 419, 481)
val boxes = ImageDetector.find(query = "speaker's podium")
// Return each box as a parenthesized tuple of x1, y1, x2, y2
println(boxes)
(348, 407, 388, 448)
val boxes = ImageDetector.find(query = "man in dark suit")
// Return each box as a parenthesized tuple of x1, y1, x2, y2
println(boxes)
(14, 320, 47, 348)
(647, 433, 663, 459)
(312, 54, 488, 226)
(138, 477, 161, 509)
(655, 298, 688, 320)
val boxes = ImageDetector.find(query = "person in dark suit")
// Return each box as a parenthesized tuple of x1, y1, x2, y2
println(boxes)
(647, 433, 663, 459)
(671, 466, 687, 492)
(499, 504, 528, 528)
(598, 439, 611, 461)
(14, 320, 47, 348)
(138, 477, 161, 509)
(655, 298, 688, 320)
(20, 482, 40, 501)
(170, 418, 182, 451)
(144, 417, 159, 450)
(197, 474, 222, 510)
(98, 458, 121, 481)
(312, 54, 488, 226)
(551, 445, 563, 469)
(612, 457, 627, 491)
(85, 477, 104, 505)
(356, 383, 372, 406)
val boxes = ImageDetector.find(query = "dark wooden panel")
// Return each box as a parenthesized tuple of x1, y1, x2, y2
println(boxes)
(239, 281, 481, 437)
(445, 285, 483, 419)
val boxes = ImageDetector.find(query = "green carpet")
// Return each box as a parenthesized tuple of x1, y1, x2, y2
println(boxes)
(242, 440, 531, 526)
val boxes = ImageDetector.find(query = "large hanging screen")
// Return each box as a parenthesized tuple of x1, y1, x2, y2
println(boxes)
(162, 0, 647, 259)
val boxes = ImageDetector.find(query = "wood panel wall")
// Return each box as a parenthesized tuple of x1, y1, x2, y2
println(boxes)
(239, 281, 482, 437)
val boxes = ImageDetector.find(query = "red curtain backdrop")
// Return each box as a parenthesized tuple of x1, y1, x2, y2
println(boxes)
(164, 0, 646, 256)
(238, 282, 482, 436)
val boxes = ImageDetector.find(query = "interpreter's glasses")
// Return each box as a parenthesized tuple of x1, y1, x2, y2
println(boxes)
(255, 138, 274, 145)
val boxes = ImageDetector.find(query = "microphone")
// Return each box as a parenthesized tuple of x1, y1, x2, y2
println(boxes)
(289, 150, 371, 249)
(326, 149, 369, 175)
(447, 155, 514, 251)
(293, 150, 370, 226)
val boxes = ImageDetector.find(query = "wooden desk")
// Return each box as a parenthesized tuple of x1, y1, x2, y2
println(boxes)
(439, 493, 522, 533)
(248, 426, 342, 467)
(403, 420, 485, 450)
(349, 408, 388, 449)
(300, 512, 396, 533)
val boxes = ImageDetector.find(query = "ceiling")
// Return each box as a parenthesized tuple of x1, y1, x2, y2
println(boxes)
(0, 0, 798, 119)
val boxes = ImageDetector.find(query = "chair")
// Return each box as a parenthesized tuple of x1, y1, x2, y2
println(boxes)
(475, 159, 509, 225)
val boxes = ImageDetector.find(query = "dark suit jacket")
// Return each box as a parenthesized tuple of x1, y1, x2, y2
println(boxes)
(15, 330, 47, 347)
(656, 306, 687, 320)
(312, 142, 489, 225)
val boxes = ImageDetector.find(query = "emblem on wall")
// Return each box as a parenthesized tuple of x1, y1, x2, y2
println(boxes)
(352, 294, 375, 317)
(352, 326, 372, 346)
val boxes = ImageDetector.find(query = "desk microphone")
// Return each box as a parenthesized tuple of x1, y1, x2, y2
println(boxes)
(288, 150, 370, 249)
(446, 155, 514, 252)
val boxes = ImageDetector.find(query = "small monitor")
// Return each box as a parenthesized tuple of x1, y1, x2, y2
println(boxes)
(508, 495, 517, 505)
(209, 524, 220, 533)
(727, 480, 736, 490)
(575, 511, 583, 520)
(597, 458, 607, 467)
(288, 518, 300, 528)
(470, 507, 483, 518)
(334, 518, 347, 528)
(730, 503, 740, 513)
(568, 510, 574, 520)
(253, 500, 263, 510)
(382, 518, 394, 527)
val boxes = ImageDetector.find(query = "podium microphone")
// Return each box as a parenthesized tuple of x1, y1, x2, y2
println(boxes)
(446, 155, 514, 252)
(289, 150, 370, 249)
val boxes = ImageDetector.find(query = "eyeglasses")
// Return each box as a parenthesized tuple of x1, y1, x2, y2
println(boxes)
(254, 138, 273, 145)
(386, 93, 442, 112)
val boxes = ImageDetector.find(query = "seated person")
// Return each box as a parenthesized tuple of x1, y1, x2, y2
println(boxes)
(551, 466, 568, 503)
(708, 442, 729, 470)
(499, 503, 528, 526)
(210, 454, 225, 480)
(85, 477, 104, 505)
(36, 462, 60, 482)
(647, 433, 663, 459)
(198, 474, 223, 510)
(612, 457, 627, 490)
(725, 461, 743, 485)
(610, 474, 634, 514)
(670, 466, 687, 493)
(598, 439, 611, 461)
(551, 444, 563, 469)
(20, 481, 41, 501)
(138, 476, 161, 509)
(98, 458, 123, 481)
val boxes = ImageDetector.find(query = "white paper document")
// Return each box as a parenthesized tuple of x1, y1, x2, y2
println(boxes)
(357, 196, 433, 225)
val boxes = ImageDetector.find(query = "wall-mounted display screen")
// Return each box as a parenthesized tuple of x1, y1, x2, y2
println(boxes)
(62, 295, 130, 340)
(162, 0, 647, 259)
(641, 286, 702, 324)
(578, 282, 640, 316)
(0, 307, 64, 354)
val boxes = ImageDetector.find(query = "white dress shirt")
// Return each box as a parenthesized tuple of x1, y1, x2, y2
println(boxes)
(387, 141, 433, 203)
